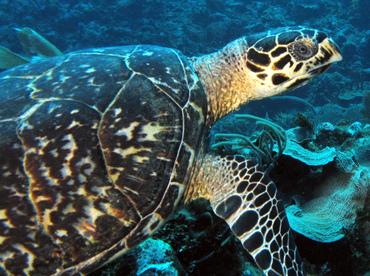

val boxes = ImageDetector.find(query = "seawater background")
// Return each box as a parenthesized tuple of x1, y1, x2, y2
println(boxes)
(0, 0, 369, 275)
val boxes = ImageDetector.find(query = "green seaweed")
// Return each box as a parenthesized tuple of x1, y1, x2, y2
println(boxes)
(210, 114, 286, 171)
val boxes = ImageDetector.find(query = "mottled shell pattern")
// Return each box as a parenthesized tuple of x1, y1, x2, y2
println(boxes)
(0, 45, 206, 275)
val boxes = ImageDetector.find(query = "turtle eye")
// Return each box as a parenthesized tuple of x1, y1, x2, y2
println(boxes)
(288, 38, 318, 61)
(295, 42, 312, 57)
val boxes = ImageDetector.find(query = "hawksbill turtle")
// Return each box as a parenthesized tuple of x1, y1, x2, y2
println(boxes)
(0, 26, 342, 276)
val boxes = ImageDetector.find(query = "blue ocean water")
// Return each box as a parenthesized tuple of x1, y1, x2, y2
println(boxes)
(0, 0, 369, 275)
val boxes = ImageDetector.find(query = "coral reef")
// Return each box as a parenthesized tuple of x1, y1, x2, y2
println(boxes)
(283, 139, 336, 166)
(211, 115, 370, 275)
(286, 126, 315, 143)
(354, 143, 370, 167)
(212, 116, 370, 246)
(270, 96, 317, 115)
(313, 103, 365, 125)
(136, 239, 186, 276)
(285, 166, 369, 243)
(361, 91, 370, 123)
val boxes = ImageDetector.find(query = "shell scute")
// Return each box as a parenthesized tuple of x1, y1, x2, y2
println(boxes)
(127, 45, 194, 107)
(98, 73, 183, 216)
(30, 51, 134, 112)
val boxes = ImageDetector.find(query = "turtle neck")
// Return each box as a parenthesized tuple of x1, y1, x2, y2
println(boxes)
(190, 38, 258, 125)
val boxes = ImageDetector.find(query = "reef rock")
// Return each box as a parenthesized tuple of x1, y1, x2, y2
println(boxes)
(136, 238, 187, 276)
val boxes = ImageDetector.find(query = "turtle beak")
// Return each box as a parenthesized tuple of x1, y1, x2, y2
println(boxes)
(319, 37, 343, 65)
(326, 37, 343, 63)
(308, 37, 342, 76)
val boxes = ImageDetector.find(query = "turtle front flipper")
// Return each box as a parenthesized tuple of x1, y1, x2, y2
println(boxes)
(192, 155, 305, 276)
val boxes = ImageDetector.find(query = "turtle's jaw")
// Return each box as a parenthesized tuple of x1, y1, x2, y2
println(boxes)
(275, 63, 334, 94)
(308, 63, 332, 76)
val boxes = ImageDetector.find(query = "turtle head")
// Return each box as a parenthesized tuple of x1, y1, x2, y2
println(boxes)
(243, 26, 342, 99)
(192, 26, 342, 122)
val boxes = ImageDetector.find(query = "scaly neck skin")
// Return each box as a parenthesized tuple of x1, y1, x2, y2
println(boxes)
(191, 38, 260, 125)
(187, 39, 258, 202)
